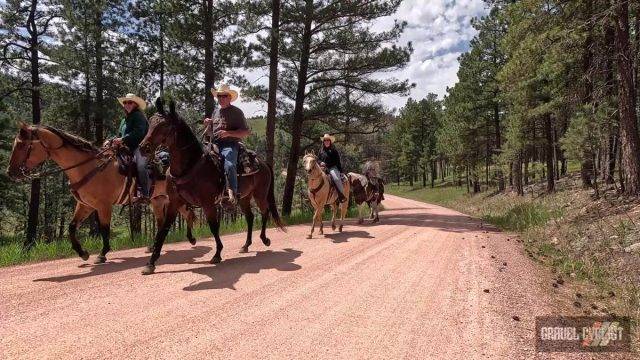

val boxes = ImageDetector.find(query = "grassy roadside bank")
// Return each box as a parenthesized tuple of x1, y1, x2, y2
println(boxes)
(0, 207, 357, 267)
(387, 178, 639, 342)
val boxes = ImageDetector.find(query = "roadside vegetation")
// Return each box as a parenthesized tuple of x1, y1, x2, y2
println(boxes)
(388, 174, 640, 346)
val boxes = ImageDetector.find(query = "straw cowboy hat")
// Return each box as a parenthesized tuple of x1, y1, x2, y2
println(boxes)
(117, 93, 147, 110)
(320, 134, 336, 143)
(211, 84, 239, 102)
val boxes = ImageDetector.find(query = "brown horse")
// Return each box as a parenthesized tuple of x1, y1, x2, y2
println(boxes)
(302, 153, 351, 239)
(138, 99, 285, 275)
(6, 123, 196, 263)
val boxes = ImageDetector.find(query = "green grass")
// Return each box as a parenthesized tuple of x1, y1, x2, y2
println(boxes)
(0, 206, 358, 267)
(386, 182, 467, 206)
(482, 203, 560, 232)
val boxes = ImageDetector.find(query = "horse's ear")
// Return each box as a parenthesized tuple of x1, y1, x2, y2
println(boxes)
(155, 97, 165, 115)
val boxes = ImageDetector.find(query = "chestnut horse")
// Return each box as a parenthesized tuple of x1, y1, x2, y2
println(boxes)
(6, 123, 196, 263)
(302, 153, 350, 239)
(138, 99, 285, 275)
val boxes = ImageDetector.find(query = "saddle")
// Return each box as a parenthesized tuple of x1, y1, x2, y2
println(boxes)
(114, 147, 165, 202)
(115, 148, 165, 180)
(207, 142, 261, 177)
(318, 166, 347, 200)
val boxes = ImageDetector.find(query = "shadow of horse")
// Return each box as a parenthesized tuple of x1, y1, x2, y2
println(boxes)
(159, 248, 303, 291)
(34, 246, 212, 283)
(323, 230, 375, 243)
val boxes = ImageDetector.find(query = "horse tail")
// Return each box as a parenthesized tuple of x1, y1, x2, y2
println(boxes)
(267, 163, 287, 232)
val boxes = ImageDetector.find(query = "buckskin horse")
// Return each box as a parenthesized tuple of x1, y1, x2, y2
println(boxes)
(302, 153, 351, 239)
(6, 123, 196, 264)
(138, 99, 285, 275)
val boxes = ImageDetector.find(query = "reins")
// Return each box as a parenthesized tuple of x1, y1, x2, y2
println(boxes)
(16, 129, 113, 181)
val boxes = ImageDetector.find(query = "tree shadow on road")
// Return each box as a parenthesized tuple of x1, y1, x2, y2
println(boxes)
(157, 248, 303, 291)
(33, 246, 212, 283)
(362, 212, 487, 234)
(323, 230, 375, 243)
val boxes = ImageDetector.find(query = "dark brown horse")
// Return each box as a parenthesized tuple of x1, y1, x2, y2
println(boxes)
(6, 123, 196, 264)
(138, 99, 285, 275)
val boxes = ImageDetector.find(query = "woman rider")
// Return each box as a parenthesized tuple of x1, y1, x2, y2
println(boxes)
(114, 93, 150, 203)
(318, 134, 346, 203)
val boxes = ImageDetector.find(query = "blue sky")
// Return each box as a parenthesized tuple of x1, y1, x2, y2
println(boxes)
(237, 0, 489, 117)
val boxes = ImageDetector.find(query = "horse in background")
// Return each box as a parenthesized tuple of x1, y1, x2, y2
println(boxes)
(6, 123, 196, 264)
(302, 153, 351, 239)
(348, 160, 385, 223)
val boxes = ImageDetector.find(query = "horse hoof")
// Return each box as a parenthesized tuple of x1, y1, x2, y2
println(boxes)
(239, 247, 249, 254)
(94, 255, 107, 264)
(306, 234, 312, 239)
(339, 225, 343, 232)
(141, 264, 155, 275)
(80, 251, 89, 261)
(331, 224, 336, 231)
(210, 256, 221, 264)
(357, 219, 364, 225)
(374, 218, 380, 223)
(262, 237, 271, 246)
(188, 237, 196, 245)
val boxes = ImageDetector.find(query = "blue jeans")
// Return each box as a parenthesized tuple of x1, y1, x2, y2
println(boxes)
(219, 142, 239, 194)
(329, 166, 344, 196)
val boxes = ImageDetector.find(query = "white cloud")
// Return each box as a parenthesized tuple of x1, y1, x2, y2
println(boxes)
(237, 0, 489, 115)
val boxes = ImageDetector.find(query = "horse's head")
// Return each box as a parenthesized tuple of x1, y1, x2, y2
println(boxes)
(302, 153, 318, 175)
(140, 98, 180, 156)
(6, 122, 62, 180)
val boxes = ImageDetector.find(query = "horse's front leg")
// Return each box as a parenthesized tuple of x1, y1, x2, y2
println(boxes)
(239, 199, 253, 253)
(203, 204, 223, 264)
(94, 206, 113, 264)
(307, 206, 321, 239)
(142, 202, 178, 275)
(331, 203, 337, 231)
(68, 202, 94, 261)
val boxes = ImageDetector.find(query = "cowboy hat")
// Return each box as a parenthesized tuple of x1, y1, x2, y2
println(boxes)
(320, 134, 336, 143)
(117, 93, 147, 110)
(211, 84, 239, 102)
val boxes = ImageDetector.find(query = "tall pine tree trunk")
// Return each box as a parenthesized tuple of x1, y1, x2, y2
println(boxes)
(580, 0, 594, 188)
(494, 103, 504, 191)
(265, 0, 280, 168)
(203, 0, 215, 117)
(544, 115, 555, 192)
(613, 0, 640, 194)
(281, 0, 313, 216)
(94, 8, 104, 145)
(25, 0, 42, 249)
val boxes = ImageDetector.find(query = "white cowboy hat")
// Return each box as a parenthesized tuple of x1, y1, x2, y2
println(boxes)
(117, 93, 147, 110)
(211, 84, 239, 102)
(320, 134, 336, 143)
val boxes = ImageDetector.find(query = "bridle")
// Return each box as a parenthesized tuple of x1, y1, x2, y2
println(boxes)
(14, 127, 110, 181)
(304, 155, 326, 196)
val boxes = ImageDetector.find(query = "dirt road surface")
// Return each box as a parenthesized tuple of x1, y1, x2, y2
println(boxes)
(0, 195, 632, 359)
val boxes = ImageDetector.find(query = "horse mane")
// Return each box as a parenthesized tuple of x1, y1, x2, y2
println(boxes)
(39, 125, 97, 153)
